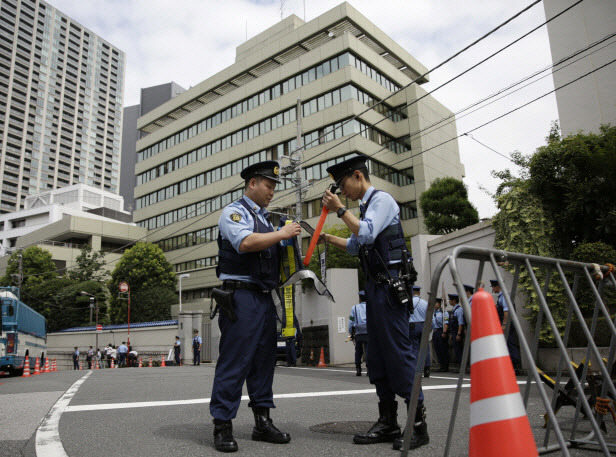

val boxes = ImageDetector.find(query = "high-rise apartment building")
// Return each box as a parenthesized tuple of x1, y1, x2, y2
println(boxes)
(0, 0, 125, 214)
(133, 3, 465, 303)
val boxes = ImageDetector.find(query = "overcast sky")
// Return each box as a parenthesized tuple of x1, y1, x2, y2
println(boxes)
(46, 0, 574, 218)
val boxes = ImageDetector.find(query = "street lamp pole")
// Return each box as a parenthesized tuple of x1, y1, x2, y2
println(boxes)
(179, 273, 190, 313)
(81, 292, 99, 363)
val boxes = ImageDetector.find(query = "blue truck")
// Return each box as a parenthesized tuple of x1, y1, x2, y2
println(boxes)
(0, 287, 47, 376)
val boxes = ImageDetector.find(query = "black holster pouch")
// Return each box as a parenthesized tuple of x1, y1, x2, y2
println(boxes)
(210, 288, 237, 322)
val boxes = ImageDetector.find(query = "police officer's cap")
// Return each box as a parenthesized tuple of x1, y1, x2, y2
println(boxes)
(193, 329, 199, 333)
(489, 279, 499, 287)
(326, 154, 368, 186)
(448, 293, 459, 300)
(435, 297, 443, 303)
(463, 284, 475, 293)
(358, 290, 366, 297)
(240, 160, 281, 183)
(412, 285, 421, 291)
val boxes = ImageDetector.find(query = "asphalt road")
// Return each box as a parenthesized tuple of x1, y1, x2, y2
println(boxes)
(0, 364, 610, 456)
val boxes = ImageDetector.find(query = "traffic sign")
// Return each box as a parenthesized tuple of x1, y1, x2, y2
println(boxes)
(96, 324, 102, 333)
(119, 282, 129, 293)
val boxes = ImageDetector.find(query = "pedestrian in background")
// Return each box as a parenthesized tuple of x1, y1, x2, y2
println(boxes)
(349, 290, 368, 377)
(110, 345, 117, 367)
(173, 336, 181, 366)
(192, 330, 202, 366)
(431, 298, 450, 372)
(409, 286, 431, 378)
(86, 346, 94, 369)
(105, 344, 113, 368)
(72, 346, 79, 370)
(117, 341, 128, 367)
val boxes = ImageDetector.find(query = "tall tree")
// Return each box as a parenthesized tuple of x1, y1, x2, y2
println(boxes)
(419, 177, 479, 235)
(108, 242, 177, 324)
(68, 244, 107, 282)
(526, 124, 616, 254)
(0, 245, 56, 293)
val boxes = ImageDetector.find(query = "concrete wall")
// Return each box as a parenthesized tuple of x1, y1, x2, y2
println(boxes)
(302, 268, 358, 365)
(544, 0, 616, 136)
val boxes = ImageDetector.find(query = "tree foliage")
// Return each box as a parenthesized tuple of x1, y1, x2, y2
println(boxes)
(491, 124, 616, 344)
(419, 177, 479, 235)
(27, 279, 108, 332)
(108, 242, 176, 324)
(68, 244, 107, 282)
(527, 124, 616, 254)
(0, 246, 56, 293)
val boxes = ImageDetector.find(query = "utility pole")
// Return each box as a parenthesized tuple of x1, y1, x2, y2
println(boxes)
(294, 98, 304, 258)
(17, 252, 22, 290)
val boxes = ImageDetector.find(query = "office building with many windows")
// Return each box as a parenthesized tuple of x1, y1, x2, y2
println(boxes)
(0, 0, 125, 214)
(133, 3, 465, 304)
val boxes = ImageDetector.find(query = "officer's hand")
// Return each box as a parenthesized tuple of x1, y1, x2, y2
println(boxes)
(441, 332, 448, 339)
(280, 222, 301, 239)
(456, 334, 461, 342)
(322, 190, 343, 212)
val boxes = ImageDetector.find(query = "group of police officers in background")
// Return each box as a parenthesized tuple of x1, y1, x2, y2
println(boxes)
(210, 154, 520, 453)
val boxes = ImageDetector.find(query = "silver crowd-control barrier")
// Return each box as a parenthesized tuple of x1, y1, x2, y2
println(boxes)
(400, 246, 616, 457)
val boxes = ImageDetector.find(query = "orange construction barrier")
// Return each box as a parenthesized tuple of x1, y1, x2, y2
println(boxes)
(43, 358, 50, 373)
(469, 288, 537, 457)
(317, 347, 327, 367)
(22, 356, 31, 378)
(33, 357, 41, 375)
(161, 355, 166, 367)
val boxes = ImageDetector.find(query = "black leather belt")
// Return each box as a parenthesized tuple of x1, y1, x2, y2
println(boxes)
(222, 280, 270, 293)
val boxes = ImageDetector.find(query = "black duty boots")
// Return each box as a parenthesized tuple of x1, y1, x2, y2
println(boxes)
(392, 403, 429, 451)
(353, 400, 401, 444)
(251, 407, 291, 444)
(213, 419, 238, 453)
(423, 367, 430, 378)
(356, 365, 362, 376)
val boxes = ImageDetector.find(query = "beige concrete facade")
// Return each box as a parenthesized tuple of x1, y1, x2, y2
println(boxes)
(0, 214, 147, 274)
(133, 3, 465, 301)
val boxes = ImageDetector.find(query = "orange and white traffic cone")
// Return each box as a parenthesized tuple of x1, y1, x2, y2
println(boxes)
(22, 356, 31, 378)
(52, 359, 57, 372)
(95, 359, 100, 369)
(79, 361, 83, 370)
(43, 358, 50, 373)
(469, 288, 537, 457)
(33, 357, 41, 375)
(161, 356, 166, 367)
(317, 347, 327, 367)
(111, 358, 115, 369)
(149, 356, 153, 367)
(138, 358, 143, 368)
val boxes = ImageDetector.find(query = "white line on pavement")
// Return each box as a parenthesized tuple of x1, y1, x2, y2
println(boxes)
(36, 371, 92, 457)
(65, 384, 471, 413)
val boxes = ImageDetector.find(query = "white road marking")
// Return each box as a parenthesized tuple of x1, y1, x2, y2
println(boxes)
(36, 371, 92, 457)
(65, 384, 471, 413)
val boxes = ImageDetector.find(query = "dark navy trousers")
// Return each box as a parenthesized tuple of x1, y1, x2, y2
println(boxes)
(432, 329, 450, 368)
(506, 326, 521, 367)
(354, 333, 368, 367)
(210, 289, 277, 421)
(409, 323, 430, 369)
(285, 339, 296, 365)
(365, 278, 423, 404)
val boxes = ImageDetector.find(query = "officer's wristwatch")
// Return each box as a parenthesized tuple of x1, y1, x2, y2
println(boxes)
(336, 206, 347, 218)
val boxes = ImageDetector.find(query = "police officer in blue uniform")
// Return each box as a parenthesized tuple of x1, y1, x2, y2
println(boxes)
(410, 286, 431, 378)
(322, 154, 428, 451)
(431, 298, 450, 372)
(490, 280, 522, 374)
(192, 330, 202, 366)
(448, 294, 466, 373)
(349, 290, 368, 377)
(210, 160, 301, 453)
(463, 284, 474, 308)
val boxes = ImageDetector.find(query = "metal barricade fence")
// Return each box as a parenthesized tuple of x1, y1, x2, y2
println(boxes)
(400, 246, 616, 457)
